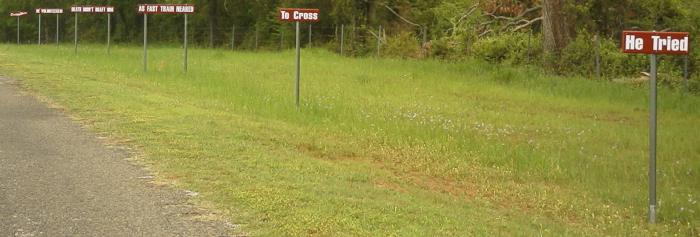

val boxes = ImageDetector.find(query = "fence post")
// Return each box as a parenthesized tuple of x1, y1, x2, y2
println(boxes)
(340, 24, 344, 56)
(595, 35, 601, 79)
(308, 23, 312, 46)
(377, 25, 382, 57)
(527, 29, 532, 63)
(351, 24, 355, 49)
(685, 55, 690, 92)
(231, 25, 235, 50)
(255, 28, 258, 50)
(280, 26, 284, 50)
(209, 23, 214, 48)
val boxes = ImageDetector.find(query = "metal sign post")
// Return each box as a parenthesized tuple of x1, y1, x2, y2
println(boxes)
(648, 53, 658, 223)
(38, 13, 41, 44)
(295, 22, 301, 107)
(10, 12, 28, 44)
(71, 6, 115, 54)
(56, 14, 59, 47)
(138, 4, 195, 73)
(35, 9, 64, 45)
(184, 14, 188, 72)
(74, 13, 78, 53)
(143, 14, 148, 72)
(621, 30, 690, 224)
(278, 8, 320, 108)
(108, 13, 111, 54)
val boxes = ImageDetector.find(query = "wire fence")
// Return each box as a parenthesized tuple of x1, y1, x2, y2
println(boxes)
(4, 14, 694, 92)
(4, 14, 429, 58)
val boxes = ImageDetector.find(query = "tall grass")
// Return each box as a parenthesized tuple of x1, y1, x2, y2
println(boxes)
(1, 44, 698, 236)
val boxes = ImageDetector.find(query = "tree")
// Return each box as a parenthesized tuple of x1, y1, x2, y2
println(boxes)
(541, 0, 570, 55)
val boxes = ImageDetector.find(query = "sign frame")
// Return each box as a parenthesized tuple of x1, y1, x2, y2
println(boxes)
(137, 4, 196, 72)
(278, 8, 320, 23)
(621, 30, 691, 224)
(10, 12, 28, 44)
(35, 9, 64, 46)
(621, 31, 690, 55)
(71, 6, 116, 54)
(278, 8, 320, 108)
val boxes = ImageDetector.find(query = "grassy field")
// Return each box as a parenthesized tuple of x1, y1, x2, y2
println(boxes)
(0, 44, 698, 236)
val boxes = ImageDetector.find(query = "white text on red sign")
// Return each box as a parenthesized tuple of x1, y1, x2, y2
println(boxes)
(137, 4, 195, 14)
(71, 6, 115, 13)
(621, 31, 690, 55)
(10, 12, 28, 17)
(35, 9, 64, 14)
(279, 8, 320, 22)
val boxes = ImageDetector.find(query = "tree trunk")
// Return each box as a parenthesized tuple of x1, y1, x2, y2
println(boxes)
(542, 0, 571, 55)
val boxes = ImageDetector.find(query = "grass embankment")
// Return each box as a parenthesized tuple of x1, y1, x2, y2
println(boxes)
(0, 44, 698, 236)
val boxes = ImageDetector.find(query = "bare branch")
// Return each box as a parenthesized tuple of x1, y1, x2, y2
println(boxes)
(456, 3, 480, 25)
(382, 4, 421, 27)
(511, 17, 543, 32)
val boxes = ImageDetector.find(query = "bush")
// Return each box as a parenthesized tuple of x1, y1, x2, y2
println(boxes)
(558, 32, 648, 79)
(471, 32, 541, 65)
(383, 32, 421, 59)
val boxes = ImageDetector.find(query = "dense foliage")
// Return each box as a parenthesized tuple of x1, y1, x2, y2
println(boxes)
(0, 0, 697, 87)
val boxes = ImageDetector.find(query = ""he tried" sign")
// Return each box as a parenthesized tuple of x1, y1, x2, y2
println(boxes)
(620, 29, 690, 224)
(622, 31, 690, 55)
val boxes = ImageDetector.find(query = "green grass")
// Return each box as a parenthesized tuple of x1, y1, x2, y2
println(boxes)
(0, 44, 698, 236)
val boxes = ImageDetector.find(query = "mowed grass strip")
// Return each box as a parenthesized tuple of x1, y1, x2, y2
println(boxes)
(0, 44, 698, 236)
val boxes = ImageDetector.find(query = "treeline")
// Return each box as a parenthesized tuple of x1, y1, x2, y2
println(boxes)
(1, 0, 698, 88)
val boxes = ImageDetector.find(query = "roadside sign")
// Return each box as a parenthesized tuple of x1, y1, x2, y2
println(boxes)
(35, 9, 64, 14)
(622, 30, 691, 224)
(10, 12, 28, 17)
(278, 8, 320, 108)
(279, 8, 320, 23)
(71, 6, 116, 54)
(35, 9, 64, 46)
(138, 4, 195, 14)
(622, 31, 690, 55)
(10, 12, 28, 44)
(137, 4, 195, 72)
(71, 6, 114, 13)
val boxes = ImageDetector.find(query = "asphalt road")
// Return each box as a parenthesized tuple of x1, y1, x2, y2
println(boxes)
(0, 76, 232, 236)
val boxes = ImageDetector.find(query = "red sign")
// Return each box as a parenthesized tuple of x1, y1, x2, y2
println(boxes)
(10, 11, 28, 17)
(622, 31, 690, 55)
(71, 6, 115, 14)
(279, 8, 320, 22)
(35, 9, 64, 14)
(137, 4, 195, 14)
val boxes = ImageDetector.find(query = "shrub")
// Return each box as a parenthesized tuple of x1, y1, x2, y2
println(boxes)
(471, 32, 540, 65)
(383, 31, 421, 59)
